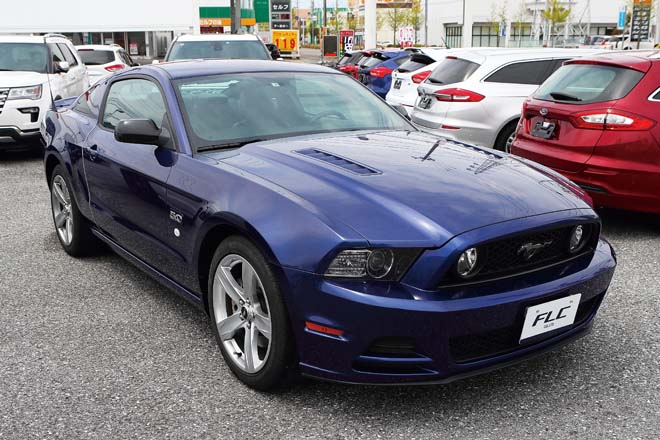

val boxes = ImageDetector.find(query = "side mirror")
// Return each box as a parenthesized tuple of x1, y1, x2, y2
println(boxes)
(392, 104, 411, 120)
(54, 61, 70, 73)
(114, 119, 169, 147)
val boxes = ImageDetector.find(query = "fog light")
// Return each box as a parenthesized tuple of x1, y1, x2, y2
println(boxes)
(18, 107, 39, 114)
(366, 249, 394, 279)
(457, 247, 479, 278)
(569, 225, 586, 253)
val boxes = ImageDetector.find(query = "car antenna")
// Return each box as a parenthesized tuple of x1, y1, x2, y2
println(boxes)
(421, 139, 442, 161)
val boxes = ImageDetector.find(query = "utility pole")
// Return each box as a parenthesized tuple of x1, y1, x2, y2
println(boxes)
(230, 0, 241, 34)
(323, 0, 327, 31)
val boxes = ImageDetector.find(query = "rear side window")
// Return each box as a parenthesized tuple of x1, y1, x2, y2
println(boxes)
(394, 56, 409, 66)
(427, 57, 480, 85)
(102, 79, 167, 130)
(361, 54, 389, 68)
(398, 54, 435, 73)
(485, 60, 554, 85)
(78, 49, 115, 65)
(534, 64, 645, 104)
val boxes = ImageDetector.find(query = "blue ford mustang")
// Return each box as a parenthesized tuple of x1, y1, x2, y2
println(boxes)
(43, 60, 616, 390)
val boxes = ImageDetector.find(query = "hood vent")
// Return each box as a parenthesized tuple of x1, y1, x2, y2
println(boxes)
(296, 148, 380, 175)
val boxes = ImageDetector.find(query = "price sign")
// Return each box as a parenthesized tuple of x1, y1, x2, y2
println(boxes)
(272, 30, 299, 52)
(339, 29, 355, 55)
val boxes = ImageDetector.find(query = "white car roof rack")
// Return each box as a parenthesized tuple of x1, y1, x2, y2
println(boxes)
(43, 33, 68, 40)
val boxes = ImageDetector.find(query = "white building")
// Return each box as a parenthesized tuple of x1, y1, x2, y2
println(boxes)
(425, 0, 627, 48)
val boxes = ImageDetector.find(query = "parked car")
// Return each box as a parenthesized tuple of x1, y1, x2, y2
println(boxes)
(357, 49, 410, 98)
(412, 48, 603, 151)
(265, 43, 283, 61)
(335, 50, 368, 79)
(386, 48, 449, 115)
(162, 34, 271, 62)
(43, 60, 616, 390)
(511, 51, 660, 214)
(76, 44, 138, 84)
(0, 33, 88, 150)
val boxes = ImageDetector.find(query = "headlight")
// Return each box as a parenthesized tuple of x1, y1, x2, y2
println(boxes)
(456, 247, 480, 278)
(8, 85, 43, 101)
(325, 248, 420, 281)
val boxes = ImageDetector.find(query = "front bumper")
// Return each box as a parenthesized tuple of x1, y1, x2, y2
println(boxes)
(283, 239, 616, 385)
(0, 94, 48, 147)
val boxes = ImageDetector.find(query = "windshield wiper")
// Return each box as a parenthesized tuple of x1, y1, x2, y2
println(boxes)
(549, 92, 582, 102)
(196, 138, 268, 152)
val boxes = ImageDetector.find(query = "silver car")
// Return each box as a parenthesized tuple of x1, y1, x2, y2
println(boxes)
(411, 48, 605, 151)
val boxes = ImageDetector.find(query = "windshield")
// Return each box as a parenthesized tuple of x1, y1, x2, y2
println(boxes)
(78, 49, 115, 65)
(534, 64, 644, 104)
(167, 40, 270, 61)
(427, 57, 480, 84)
(0, 43, 49, 73)
(175, 72, 414, 152)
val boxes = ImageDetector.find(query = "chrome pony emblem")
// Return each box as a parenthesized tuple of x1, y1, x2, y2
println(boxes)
(518, 240, 553, 261)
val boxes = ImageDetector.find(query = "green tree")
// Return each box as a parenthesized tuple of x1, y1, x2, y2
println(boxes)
(542, 0, 571, 46)
(385, 7, 407, 44)
(405, 0, 424, 43)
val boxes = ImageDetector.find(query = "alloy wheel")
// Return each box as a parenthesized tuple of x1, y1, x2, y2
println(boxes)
(51, 175, 74, 246)
(505, 132, 516, 153)
(213, 254, 272, 374)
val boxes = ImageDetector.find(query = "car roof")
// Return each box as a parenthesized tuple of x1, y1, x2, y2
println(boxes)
(446, 47, 608, 65)
(175, 34, 261, 42)
(75, 44, 122, 51)
(0, 35, 46, 44)
(147, 59, 338, 79)
(566, 50, 660, 72)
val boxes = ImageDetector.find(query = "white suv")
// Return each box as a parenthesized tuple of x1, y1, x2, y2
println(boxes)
(76, 44, 137, 84)
(0, 34, 89, 148)
(411, 48, 604, 151)
(162, 34, 272, 62)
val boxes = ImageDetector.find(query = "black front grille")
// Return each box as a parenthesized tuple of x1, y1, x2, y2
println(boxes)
(449, 292, 603, 363)
(441, 223, 599, 286)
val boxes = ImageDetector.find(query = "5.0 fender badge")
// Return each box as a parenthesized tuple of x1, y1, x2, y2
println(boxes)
(169, 210, 183, 224)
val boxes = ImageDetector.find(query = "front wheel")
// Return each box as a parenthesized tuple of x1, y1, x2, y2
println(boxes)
(208, 236, 296, 390)
(494, 120, 519, 153)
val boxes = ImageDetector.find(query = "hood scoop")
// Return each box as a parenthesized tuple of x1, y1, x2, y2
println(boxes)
(296, 148, 381, 176)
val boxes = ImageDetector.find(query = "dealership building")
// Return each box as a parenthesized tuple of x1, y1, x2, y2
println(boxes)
(1, 0, 276, 59)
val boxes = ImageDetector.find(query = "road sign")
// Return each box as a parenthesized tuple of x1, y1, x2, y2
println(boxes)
(271, 29, 300, 58)
(323, 35, 338, 57)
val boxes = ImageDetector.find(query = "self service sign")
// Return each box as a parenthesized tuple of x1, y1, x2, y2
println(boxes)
(271, 0, 291, 30)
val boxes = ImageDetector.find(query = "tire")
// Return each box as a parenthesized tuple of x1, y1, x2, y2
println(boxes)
(49, 164, 97, 257)
(207, 236, 296, 390)
(494, 120, 519, 153)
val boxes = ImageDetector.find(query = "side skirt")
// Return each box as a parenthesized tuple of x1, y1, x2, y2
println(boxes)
(91, 229, 205, 312)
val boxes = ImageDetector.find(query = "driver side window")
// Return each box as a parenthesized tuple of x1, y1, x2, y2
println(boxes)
(102, 79, 167, 131)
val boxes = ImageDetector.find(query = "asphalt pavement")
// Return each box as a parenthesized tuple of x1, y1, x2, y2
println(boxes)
(0, 149, 659, 439)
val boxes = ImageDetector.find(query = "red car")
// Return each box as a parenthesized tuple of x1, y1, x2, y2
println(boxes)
(511, 52, 660, 214)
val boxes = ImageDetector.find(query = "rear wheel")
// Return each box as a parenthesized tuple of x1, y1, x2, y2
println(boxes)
(208, 236, 296, 390)
(494, 120, 519, 153)
(49, 164, 96, 257)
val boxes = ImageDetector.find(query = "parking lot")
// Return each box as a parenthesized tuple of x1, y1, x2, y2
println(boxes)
(0, 149, 658, 439)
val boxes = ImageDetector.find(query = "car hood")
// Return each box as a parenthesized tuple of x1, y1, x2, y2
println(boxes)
(0, 71, 47, 88)
(211, 131, 591, 247)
